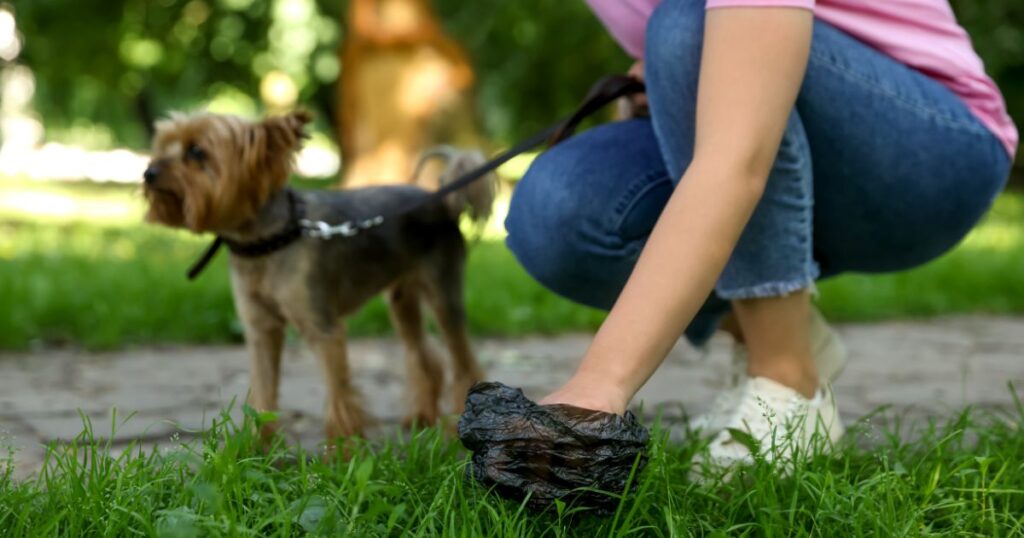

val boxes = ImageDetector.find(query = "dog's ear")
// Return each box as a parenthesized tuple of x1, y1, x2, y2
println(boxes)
(261, 110, 312, 154)
(232, 111, 312, 215)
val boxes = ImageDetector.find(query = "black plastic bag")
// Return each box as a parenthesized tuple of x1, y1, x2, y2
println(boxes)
(458, 382, 650, 512)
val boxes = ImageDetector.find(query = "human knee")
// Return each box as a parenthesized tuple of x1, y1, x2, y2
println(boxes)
(506, 121, 667, 307)
(506, 123, 648, 264)
(505, 151, 590, 292)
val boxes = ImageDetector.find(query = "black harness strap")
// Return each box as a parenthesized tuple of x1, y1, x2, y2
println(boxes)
(186, 237, 225, 280)
(186, 75, 645, 280)
(187, 189, 304, 280)
(221, 189, 305, 257)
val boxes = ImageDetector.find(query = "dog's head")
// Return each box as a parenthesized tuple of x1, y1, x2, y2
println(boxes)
(142, 110, 311, 232)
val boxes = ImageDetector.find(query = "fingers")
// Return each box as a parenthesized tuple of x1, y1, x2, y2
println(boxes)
(619, 60, 649, 119)
(627, 59, 645, 82)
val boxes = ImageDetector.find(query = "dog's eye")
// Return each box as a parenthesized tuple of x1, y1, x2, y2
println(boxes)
(185, 143, 206, 161)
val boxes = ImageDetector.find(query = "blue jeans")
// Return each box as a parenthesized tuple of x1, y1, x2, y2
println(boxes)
(505, 0, 1010, 346)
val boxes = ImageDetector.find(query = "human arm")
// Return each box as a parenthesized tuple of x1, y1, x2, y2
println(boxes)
(539, 7, 814, 413)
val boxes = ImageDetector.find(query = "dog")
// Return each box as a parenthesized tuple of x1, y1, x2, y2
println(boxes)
(142, 110, 494, 441)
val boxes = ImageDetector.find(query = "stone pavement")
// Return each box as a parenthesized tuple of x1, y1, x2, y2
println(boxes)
(1, 316, 1022, 480)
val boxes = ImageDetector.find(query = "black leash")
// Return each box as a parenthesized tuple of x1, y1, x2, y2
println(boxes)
(187, 238, 224, 280)
(186, 75, 646, 280)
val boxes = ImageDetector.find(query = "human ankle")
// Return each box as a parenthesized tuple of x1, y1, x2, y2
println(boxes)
(747, 360, 818, 399)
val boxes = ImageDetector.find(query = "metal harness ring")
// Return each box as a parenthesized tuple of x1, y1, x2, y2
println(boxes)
(299, 216, 384, 239)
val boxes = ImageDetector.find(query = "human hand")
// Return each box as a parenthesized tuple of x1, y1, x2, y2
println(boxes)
(538, 371, 630, 415)
(459, 381, 650, 512)
(616, 60, 649, 119)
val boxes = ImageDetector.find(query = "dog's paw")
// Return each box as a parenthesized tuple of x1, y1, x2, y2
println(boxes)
(401, 409, 440, 430)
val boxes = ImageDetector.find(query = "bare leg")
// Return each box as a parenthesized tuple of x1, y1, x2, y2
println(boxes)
(386, 282, 444, 426)
(719, 312, 744, 344)
(731, 290, 818, 398)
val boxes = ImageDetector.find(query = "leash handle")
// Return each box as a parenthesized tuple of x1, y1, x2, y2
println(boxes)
(548, 75, 646, 145)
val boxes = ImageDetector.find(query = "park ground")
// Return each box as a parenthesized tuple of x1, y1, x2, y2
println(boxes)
(1, 177, 1023, 535)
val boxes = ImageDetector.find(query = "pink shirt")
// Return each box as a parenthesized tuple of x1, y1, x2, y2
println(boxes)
(585, 0, 1018, 157)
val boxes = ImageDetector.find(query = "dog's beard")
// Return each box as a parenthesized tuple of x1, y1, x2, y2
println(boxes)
(144, 110, 312, 233)
(144, 187, 187, 228)
(144, 179, 214, 231)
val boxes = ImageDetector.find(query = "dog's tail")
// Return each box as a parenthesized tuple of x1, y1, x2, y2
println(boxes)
(412, 145, 496, 223)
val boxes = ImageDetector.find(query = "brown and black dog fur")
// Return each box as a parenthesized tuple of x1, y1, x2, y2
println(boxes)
(142, 110, 493, 442)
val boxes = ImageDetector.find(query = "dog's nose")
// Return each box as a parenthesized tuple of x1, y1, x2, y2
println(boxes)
(143, 165, 161, 184)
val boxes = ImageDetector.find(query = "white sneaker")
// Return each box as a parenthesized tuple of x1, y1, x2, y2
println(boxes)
(694, 376, 845, 472)
(690, 307, 846, 435)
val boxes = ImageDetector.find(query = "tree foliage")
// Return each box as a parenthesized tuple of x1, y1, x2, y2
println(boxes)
(10, 0, 1023, 159)
(433, 0, 628, 144)
(12, 0, 623, 148)
(14, 0, 340, 147)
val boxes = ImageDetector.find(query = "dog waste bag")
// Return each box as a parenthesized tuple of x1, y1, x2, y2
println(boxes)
(458, 382, 650, 512)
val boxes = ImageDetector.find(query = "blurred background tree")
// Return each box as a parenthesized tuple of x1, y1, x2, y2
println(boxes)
(14, 0, 342, 148)
(339, 0, 482, 186)
(9, 0, 1023, 172)
(11, 0, 627, 151)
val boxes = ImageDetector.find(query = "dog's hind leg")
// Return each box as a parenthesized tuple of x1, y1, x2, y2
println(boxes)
(421, 243, 484, 416)
(387, 281, 444, 427)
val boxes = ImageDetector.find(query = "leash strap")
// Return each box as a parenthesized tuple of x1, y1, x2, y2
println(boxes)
(549, 75, 646, 145)
(187, 237, 224, 280)
(186, 74, 645, 280)
(376, 75, 645, 220)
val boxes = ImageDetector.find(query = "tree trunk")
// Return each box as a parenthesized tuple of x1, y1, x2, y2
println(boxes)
(135, 89, 157, 140)
(338, 0, 483, 187)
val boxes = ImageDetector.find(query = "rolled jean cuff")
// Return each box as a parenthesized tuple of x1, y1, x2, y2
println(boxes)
(715, 266, 822, 301)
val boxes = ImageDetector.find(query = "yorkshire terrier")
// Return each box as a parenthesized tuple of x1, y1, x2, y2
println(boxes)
(142, 110, 494, 441)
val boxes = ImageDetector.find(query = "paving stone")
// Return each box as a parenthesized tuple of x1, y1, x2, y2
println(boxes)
(1, 417, 45, 482)
(20, 410, 182, 442)
(2, 316, 1023, 479)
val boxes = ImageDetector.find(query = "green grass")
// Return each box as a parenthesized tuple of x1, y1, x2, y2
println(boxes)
(3, 401, 1024, 536)
(1, 177, 1022, 350)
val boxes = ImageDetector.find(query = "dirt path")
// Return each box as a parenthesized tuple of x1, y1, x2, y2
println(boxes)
(2, 316, 1022, 479)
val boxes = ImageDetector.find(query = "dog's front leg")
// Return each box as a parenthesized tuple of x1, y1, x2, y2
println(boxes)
(233, 293, 286, 442)
(245, 327, 285, 440)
